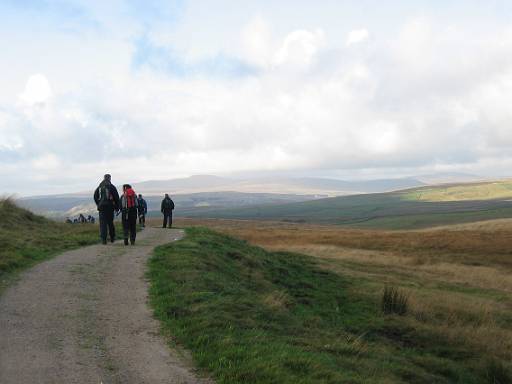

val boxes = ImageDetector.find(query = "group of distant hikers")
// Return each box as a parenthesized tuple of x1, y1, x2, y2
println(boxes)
(66, 214, 95, 224)
(93, 174, 175, 245)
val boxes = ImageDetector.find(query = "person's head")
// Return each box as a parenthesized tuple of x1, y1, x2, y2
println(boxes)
(103, 174, 111, 185)
(165, 193, 169, 198)
(138, 194, 142, 198)
(123, 184, 132, 191)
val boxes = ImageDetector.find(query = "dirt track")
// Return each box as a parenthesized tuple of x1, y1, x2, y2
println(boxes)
(0, 227, 211, 384)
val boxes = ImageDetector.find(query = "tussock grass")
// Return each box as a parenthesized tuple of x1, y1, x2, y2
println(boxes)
(382, 286, 408, 315)
(0, 198, 98, 290)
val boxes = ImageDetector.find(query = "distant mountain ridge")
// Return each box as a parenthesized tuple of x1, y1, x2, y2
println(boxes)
(130, 174, 427, 196)
(16, 173, 492, 221)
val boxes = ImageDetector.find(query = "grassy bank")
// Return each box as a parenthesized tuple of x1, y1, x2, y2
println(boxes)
(149, 227, 508, 383)
(0, 199, 98, 290)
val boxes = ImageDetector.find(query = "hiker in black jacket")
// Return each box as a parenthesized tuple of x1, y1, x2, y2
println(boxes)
(161, 194, 175, 228)
(93, 174, 120, 244)
(137, 194, 147, 228)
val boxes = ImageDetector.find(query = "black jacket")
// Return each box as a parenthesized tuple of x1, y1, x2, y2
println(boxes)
(161, 197, 175, 213)
(93, 181, 120, 211)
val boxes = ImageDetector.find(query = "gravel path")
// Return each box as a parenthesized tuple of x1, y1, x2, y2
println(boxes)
(0, 227, 211, 384)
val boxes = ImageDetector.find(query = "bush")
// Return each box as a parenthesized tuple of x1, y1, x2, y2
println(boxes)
(381, 285, 408, 315)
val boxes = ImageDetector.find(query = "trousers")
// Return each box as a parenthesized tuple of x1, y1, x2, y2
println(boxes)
(163, 211, 173, 228)
(122, 208, 137, 243)
(99, 209, 115, 242)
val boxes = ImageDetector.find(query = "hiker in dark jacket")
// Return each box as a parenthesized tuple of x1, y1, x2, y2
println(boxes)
(120, 184, 138, 245)
(137, 194, 147, 228)
(93, 174, 120, 244)
(161, 194, 175, 228)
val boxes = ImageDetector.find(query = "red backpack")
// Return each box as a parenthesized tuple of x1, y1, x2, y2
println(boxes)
(125, 189, 136, 208)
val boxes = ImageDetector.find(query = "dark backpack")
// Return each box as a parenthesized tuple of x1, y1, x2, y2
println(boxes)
(98, 185, 112, 207)
(163, 198, 174, 210)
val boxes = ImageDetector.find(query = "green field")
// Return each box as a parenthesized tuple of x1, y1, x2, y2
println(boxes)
(403, 180, 512, 202)
(181, 186, 512, 229)
(148, 227, 509, 383)
(0, 199, 99, 292)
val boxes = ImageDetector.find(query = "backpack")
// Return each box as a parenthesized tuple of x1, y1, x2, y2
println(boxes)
(163, 198, 174, 210)
(98, 185, 112, 207)
(126, 193, 136, 208)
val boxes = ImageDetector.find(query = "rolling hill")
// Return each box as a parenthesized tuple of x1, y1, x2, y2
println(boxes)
(132, 174, 426, 196)
(16, 175, 430, 219)
(403, 179, 512, 201)
(181, 180, 512, 229)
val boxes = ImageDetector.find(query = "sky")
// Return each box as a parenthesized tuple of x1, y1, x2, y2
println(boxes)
(1, 0, 512, 195)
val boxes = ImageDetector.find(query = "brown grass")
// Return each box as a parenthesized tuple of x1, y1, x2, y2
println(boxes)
(171, 217, 512, 361)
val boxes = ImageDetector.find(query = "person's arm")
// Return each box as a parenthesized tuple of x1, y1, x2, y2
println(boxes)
(170, 199, 175, 210)
(112, 186, 120, 211)
(93, 187, 99, 206)
(144, 200, 147, 214)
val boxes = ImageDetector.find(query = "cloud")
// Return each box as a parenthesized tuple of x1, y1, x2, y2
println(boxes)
(346, 28, 369, 46)
(132, 34, 259, 78)
(240, 17, 274, 68)
(2, 3, 512, 195)
(19, 74, 53, 106)
(273, 29, 325, 68)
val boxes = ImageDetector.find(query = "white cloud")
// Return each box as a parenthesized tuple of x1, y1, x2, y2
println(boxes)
(240, 17, 274, 68)
(32, 153, 61, 171)
(2, 3, 512, 195)
(346, 28, 369, 46)
(273, 29, 325, 68)
(19, 74, 53, 106)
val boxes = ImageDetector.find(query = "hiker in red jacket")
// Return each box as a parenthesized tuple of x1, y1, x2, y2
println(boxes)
(120, 184, 138, 245)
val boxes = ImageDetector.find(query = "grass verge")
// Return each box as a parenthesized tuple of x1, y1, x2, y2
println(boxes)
(0, 199, 98, 292)
(148, 227, 504, 383)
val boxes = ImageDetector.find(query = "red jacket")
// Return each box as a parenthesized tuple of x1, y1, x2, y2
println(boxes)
(121, 188, 138, 210)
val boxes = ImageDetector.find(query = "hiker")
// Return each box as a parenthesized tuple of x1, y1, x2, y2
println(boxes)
(120, 184, 138, 245)
(93, 174, 120, 245)
(161, 193, 175, 228)
(79, 213, 86, 223)
(137, 194, 147, 228)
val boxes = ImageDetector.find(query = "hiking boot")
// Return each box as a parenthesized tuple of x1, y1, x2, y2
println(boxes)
(130, 240, 135, 245)
(110, 238, 115, 243)
(124, 238, 129, 246)
(101, 239, 107, 245)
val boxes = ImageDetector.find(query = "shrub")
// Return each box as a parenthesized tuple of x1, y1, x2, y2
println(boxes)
(382, 285, 408, 315)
